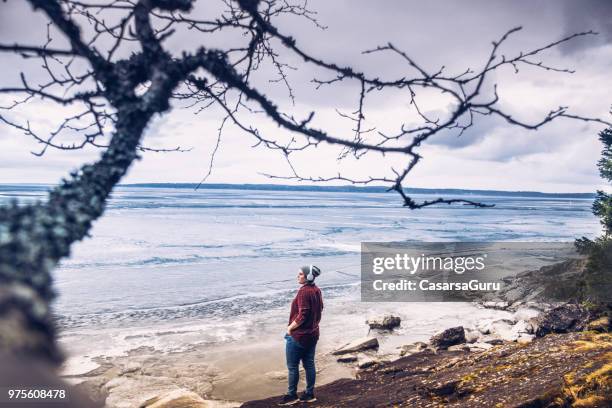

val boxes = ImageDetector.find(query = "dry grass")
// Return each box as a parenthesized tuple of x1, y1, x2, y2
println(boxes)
(560, 332, 612, 408)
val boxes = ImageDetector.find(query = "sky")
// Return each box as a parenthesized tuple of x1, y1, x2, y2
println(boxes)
(1, 0, 611, 193)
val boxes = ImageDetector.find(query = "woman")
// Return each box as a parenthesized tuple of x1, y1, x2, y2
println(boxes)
(279, 265, 323, 405)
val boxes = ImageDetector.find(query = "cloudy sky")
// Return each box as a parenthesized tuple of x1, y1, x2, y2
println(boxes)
(1, 0, 611, 192)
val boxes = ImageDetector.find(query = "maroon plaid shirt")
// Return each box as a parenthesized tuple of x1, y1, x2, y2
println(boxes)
(289, 283, 323, 347)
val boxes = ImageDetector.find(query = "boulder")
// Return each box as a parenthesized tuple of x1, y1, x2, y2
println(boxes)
(535, 304, 591, 337)
(357, 355, 377, 369)
(430, 326, 466, 350)
(473, 318, 536, 344)
(336, 354, 358, 363)
(482, 320, 533, 343)
(511, 320, 534, 336)
(512, 307, 541, 322)
(366, 315, 401, 331)
(477, 318, 516, 335)
(332, 337, 379, 355)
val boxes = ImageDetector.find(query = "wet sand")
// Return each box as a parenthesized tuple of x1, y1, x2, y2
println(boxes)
(61, 327, 355, 406)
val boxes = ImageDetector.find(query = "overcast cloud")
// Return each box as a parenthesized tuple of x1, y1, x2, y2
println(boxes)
(0, 0, 611, 193)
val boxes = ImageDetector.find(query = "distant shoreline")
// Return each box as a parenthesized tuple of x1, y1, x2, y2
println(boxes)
(0, 182, 597, 199)
(125, 183, 598, 199)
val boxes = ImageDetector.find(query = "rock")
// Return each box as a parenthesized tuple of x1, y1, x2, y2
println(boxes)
(447, 344, 470, 352)
(511, 320, 534, 336)
(476, 323, 490, 335)
(140, 389, 207, 407)
(366, 315, 401, 331)
(468, 342, 494, 352)
(336, 354, 358, 363)
(512, 307, 541, 322)
(476, 319, 521, 342)
(477, 318, 516, 335)
(517, 333, 535, 344)
(120, 361, 141, 376)
(430, 326, 466, 350)
(357, 355, 377, 369)
(399, 341, 428, 356)
(464, 329, 481, 344)
(379, 353, 404, 364)
(481, 301, 510, 310)
(586, 316, 610, 332)
(480, 319, 536, 343)
(483, 338, 504, 346)
(507, 300, 524, 311)
(535, 304, 591, 337)
(527, 302, 555, 312)
(332, 337, 379, 355)
(526, 318, 538, 334)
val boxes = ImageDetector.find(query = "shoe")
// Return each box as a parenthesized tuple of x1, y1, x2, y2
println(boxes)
(299, 392, 317, 402)
(278, 393, 299, 406)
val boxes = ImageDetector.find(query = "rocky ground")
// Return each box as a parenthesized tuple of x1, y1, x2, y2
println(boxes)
(242, 311, 611, 408)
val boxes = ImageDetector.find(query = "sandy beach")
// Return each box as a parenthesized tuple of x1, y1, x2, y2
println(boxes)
(59, 295, 514, 407)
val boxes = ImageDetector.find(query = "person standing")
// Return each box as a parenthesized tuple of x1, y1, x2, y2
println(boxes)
(279, 265, 323, 405)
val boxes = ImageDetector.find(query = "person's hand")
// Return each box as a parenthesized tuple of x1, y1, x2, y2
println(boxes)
(286, 326, 293, 336)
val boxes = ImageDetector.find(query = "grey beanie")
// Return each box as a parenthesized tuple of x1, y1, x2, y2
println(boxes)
(300, 265, 321, 282)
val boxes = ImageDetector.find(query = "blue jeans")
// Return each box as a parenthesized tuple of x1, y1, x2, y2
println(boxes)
(285, 333, 316, 395)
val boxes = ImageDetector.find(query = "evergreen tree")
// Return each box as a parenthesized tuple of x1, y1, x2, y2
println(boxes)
(576, 127, 612, 311)
(593, 128, 612, 236)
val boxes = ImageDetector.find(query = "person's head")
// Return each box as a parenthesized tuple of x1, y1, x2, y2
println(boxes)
(298, 265, 321, 285)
